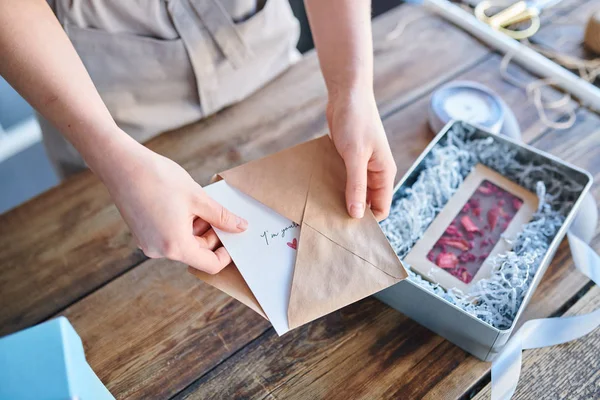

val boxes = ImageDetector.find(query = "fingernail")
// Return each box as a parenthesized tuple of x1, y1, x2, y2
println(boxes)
(236, 216, 248, 229)
(349, 202, 364, 219)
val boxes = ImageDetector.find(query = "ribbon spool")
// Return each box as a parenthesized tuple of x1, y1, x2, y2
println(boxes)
(428, 81, 522, 140)
(584, 10, 600, 55)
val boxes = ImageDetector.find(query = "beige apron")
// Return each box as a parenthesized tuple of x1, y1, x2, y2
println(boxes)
(43, 0, 301, 178)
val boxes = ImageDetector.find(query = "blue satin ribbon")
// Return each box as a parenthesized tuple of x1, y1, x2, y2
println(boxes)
(491, 231, 600, 399)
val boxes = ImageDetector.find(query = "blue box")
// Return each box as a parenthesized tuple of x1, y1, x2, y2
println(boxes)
(0, 316, 114, 400)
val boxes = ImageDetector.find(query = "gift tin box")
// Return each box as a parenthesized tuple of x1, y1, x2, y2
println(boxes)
(375, 120, 593, 362)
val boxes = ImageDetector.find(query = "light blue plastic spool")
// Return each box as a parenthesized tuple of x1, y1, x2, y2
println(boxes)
(428, 81, 522, 141)
(0, 316, 114, 400)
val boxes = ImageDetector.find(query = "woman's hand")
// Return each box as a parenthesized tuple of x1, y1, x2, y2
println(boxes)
(304, 0, 396, 221)
(98, 135, 247, 274)
(0, 1, 246, 273)
(327, 89, 397, 221)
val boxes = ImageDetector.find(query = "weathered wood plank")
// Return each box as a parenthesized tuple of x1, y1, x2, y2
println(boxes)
(174, 84, 600, 400)
(473, 285, 600, 400)
(0, 3, 489, 336)
(0, 175, 145, 336)
(61, 260, 270, 399)
(177, 302, 453, 400)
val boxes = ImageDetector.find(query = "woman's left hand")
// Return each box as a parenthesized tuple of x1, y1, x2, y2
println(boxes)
(327, 88, 397, 221)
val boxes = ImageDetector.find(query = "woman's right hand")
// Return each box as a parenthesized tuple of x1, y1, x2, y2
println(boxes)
(97, 133, 247, 274)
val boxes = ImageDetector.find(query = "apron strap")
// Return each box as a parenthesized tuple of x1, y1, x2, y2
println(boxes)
(189, 0, 253, 69)
(167, 0, 255, 115)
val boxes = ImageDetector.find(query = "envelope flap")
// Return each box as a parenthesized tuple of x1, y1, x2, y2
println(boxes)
(209, 135, 407, 331)
(218, 139, 323, 223)
(188, 265, 268, 320)
(288, 223, 403, 329)
(303, 136, 407, 279)
(287, 136, 408, 329)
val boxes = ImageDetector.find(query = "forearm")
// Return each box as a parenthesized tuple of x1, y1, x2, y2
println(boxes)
(304, 0, 374, 98)
(0, 1, 250, 271)
(305, 1, 396, 220)
(0, 0, 136, 180)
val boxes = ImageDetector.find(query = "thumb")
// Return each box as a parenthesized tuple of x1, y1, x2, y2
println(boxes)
(194, 190, 248, 233)
(344, 154, 368, 219)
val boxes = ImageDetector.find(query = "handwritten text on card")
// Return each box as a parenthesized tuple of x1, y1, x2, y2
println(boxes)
(260, 222, 300, 245)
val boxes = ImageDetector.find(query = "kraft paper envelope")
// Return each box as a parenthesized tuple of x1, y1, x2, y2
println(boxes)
(189, 135, 408, 330)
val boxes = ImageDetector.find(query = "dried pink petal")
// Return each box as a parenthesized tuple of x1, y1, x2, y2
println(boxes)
(436, 252, 459, 269)
(461, 215, 480, 233)
(437, 237, 470, 252)
(477, 186, 493, 195)
(445, 225, 461, 237)
(488, 208, 499, 230)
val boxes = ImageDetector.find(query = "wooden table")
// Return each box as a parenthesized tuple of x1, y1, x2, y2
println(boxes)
(2, 2, 599, 399)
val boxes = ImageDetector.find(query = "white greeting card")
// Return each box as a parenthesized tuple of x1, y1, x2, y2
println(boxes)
(203, 180, 300, 335)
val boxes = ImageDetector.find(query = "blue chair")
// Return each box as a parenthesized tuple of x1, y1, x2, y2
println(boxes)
(0, 316, 114, 400)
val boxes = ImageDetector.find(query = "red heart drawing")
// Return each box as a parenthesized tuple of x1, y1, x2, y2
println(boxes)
(287, 238, 297, 250)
